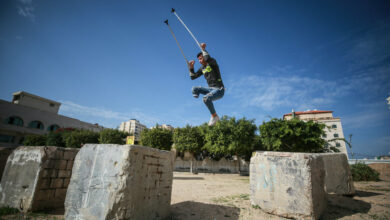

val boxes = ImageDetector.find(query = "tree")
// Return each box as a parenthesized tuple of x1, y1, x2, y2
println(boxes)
(259, 118, 326, 153)
(23, 135, 47, 146)
(203, 116, 257, 160)
(65, 130, 99, 148)
(140, 127, 173, 151)
(99, 129, 128, 144)
(173, 125, 204, 154)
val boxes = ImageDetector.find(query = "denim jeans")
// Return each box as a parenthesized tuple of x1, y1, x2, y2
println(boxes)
(192, 86, 225, 115)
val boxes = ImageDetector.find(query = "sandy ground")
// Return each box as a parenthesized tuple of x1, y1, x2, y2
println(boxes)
(2, 172, 390, 219)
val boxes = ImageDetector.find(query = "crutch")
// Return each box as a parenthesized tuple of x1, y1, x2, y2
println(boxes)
(171, 8, 203, 51)
(164, 19, 189, 65)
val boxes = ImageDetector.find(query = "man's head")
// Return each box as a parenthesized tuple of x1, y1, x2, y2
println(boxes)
(197, 52, 207, 66)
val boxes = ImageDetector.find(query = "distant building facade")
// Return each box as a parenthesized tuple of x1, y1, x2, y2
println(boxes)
(387, 96, 390, 109)
(283, 110, 348, 158)
(151, 124, 174, 131)
(118, 119, 147, 142)
(0, 91, 104, 148)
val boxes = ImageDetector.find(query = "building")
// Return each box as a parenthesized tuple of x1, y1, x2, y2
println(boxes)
(283, 110, 348, 157)
(387, 96, 390, 109)
(151, 124, 174, 131)
(0, 91, 104, 148)
(118, 119, 147, 142)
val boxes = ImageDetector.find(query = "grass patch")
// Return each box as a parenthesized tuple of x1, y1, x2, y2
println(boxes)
(0, 206, 19, 216)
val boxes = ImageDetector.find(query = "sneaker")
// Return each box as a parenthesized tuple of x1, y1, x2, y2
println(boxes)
(208, 115, 220, 126)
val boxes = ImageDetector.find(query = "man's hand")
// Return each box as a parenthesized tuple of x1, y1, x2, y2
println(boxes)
(188, 60, 195, 69)
(201, 43, 206, 51)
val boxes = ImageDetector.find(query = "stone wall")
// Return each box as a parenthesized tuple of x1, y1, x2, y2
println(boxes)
(368, 163, 390, 181)
(0, 147, 14, 180)
(174, 157, 249, 174)
(0, 146, 78, 212)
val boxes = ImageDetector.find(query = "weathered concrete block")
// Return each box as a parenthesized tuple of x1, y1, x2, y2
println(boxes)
(65, 144, 174, 220)
(322, 153, 355, 195)
(250, 151, 327, 220)
(0, 146, 79, 212)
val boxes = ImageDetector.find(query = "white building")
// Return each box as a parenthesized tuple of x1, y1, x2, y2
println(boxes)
(118, 119, 147, 142)
(0, 91, 104, 148)
(283, 110, 348, 158)
(151, 124, 174, 131)
(387, 96, 390, 109)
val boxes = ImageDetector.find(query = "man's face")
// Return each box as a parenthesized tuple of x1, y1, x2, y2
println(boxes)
(198, 54, 206, 66)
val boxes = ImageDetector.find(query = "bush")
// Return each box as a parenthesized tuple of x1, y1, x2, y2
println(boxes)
(351, 163, 380, 181)
(173, 125, 204, 154)
(65, 130, 99, 148)
(0, 206, 19, 216)
(46, 132, 66, 147)
(259, 118, 326, 153)
(99, 129, 128, 144)
(140, 127, 173, 151)
(23, 135, 47, 146)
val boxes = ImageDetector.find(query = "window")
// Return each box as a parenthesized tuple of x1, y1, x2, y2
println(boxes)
(28, 121, 44, 130)
(0, 134, 15, 143)
(332, 124, 337, 129)
(4, 116, 24, 126)
(322, 134, 327, 138)
(334, 133, 339, 138)
(48, 124, 60, 132)
(336, 142, 341, 147)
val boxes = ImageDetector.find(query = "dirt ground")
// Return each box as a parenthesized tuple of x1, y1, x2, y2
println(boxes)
(2, 172, 390, 220)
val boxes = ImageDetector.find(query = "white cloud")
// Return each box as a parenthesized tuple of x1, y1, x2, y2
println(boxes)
(59, 101, 161, 128)
(17, 0, 35, 22)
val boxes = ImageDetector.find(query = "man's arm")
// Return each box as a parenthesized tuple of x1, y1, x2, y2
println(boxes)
(188, 60, 202, 80)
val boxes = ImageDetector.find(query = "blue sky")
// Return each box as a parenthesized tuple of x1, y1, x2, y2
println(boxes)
(1, 0, 389, 158)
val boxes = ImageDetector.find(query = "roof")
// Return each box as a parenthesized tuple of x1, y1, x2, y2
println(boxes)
(283, 110, 333, 118)
(12, 91, 61, 105)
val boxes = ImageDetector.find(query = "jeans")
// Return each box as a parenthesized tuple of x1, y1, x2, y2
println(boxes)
(192, 86, 225, 115)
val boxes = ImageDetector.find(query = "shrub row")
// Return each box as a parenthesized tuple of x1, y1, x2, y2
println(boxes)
(23, 128, 129, 148)
(141, 116, 335, 161)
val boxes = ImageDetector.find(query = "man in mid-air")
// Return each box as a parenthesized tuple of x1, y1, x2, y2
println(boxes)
(189, 43, 225, 126)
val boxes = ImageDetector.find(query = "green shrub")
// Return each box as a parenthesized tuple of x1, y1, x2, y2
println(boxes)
(173, 125, 204, 154)
(23, 135, 47, 146)
(351, 163, 380, 181)
(65, 130, 99, 148)
(46, 132, 66, 147)
(140, 127, 173, 151)
(99, 129, 128, 144)
(259, 118, 326, 153)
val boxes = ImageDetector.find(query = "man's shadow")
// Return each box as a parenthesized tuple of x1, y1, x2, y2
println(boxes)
(169, 201, 240, 220)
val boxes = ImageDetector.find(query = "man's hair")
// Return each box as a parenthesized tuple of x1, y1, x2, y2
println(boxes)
(197, 52, 203, 58)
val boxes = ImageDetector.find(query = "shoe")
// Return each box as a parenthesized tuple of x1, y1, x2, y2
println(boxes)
(208, 115, 220, 126)
(193, 94, 199, 98)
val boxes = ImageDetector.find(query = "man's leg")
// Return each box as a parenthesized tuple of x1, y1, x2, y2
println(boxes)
(192, 86, 211, 98)
(203, 87, 225, 115)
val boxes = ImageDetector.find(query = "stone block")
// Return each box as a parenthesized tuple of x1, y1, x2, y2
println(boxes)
(63, 178, 70, 188)
(58, 170, 71, 178)
(250, 151, 327, 219)
(50, 178, 64, 188)
(66, 161, 73, 170)
(65, 144, 174, 220)
(0, 146, 79, 212)
(322, 153, 355, 195)
(63, 150, 77, 160)
(55, 160, 68, 170)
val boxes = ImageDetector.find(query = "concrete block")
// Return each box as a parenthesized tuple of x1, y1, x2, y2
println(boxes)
(55, 160, 68, 170)
(0, 146, 79, 212)
(58, 170, 71, 178)
(65, 144, 174, 220)
(250, 151, 327, 219)
(50, 178, 64, 188)
(322, 153, 355, 195)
